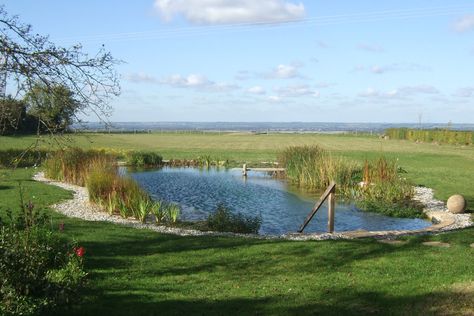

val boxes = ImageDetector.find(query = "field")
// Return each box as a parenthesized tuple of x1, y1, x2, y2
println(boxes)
(1, 133, 473, 315)
(2, 132, 473, 203)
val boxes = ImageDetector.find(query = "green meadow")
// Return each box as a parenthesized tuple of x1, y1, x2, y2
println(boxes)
(1, 132, 473, 315)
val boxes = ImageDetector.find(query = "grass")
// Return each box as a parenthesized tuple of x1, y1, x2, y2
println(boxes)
(0, 168, 473, 315)
(386, 128, 474, 145)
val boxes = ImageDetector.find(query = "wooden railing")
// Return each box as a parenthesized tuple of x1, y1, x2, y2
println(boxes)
(298, 182, 336, 233)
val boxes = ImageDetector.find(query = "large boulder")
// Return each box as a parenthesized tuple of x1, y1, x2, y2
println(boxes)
(447, 195, 466, 214)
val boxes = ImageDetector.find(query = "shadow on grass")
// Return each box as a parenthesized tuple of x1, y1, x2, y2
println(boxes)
(0, 185, 13, 190)
(52, 284, 474, 316)
(51, 219, 474, 316)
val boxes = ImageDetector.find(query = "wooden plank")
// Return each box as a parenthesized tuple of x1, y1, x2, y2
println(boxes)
(327, 191, 335, 233)
(247, 168, 286, 172)
(298, 182, 336, 233)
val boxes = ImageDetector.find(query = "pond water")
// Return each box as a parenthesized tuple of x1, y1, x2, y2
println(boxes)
(130, 167, 431, 235)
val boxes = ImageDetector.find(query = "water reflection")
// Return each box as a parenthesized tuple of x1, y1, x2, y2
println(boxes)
(130, 167, 431, 235)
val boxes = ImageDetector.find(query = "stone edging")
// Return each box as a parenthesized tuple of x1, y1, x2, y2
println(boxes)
(33, 173, 472, 241)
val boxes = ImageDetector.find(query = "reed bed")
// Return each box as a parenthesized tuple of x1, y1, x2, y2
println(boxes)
(385, 128, 473, 145)
(278, 145, 359, 193)
(44, 148, 180, 224)
(279, 146, 424, 217)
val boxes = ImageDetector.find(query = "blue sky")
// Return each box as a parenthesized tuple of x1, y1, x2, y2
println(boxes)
(4, 1, 474, 123)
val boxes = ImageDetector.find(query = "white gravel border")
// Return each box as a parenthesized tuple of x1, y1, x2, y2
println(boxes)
(33, 172, 472, 241)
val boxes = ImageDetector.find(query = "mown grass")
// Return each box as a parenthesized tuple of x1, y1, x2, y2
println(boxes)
(0, 168, 473, 315)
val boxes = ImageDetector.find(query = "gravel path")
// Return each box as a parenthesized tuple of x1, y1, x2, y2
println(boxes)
(33, 172, 472, 240)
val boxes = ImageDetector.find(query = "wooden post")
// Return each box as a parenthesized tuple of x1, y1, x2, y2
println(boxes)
(327, 188, 335, 233)
(242, 164, 247, 177)
(298, 182, 336, 233)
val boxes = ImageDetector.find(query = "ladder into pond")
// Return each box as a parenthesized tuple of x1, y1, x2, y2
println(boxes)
(298, 182, 336, 234)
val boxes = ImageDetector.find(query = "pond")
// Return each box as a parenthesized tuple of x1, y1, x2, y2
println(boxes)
(130, 167, 431, 235)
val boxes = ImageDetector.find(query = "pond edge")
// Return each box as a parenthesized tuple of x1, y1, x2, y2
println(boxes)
(33, 172, 472, 241)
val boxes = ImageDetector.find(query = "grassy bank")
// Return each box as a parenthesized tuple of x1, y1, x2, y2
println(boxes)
(0, 168, 473, 315)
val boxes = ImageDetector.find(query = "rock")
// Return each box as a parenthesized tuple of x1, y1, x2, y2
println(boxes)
(447, 195, 467, 214)
(470, 243, 474, 248)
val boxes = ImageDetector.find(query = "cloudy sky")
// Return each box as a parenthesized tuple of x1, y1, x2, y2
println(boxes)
(4, 1, 474, 123)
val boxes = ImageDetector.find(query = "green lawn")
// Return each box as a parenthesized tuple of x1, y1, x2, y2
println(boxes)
(1, 133, 473, 315)
(0, 168, 473, 315)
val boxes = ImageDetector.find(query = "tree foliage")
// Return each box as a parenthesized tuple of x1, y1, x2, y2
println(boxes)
(0, 5, 120, 134)
(25, 83, 81, 132)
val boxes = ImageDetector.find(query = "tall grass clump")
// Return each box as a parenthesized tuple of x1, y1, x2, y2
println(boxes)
(278, 145, 359, 192)
(353, 157, 424, 218)
(44, 148, 116, 186)
(126, 151, 163, 167)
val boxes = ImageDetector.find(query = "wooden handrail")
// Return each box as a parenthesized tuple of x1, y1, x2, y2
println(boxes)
(298, 181, 336, 233)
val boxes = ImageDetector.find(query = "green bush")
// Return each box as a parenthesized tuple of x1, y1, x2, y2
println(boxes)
(207, 204, 261, 234)
(126, 151, 162, 167)
(0, 202, 87, 316)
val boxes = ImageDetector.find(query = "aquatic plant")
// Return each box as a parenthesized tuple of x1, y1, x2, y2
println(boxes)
(207, 204, 261, 234)
(279, 146, 424, 218)
(151, 200, 166, 224)
(278, 145, 359, 192)
(126, 151, 163, 167)
(165, 203, 180, 224)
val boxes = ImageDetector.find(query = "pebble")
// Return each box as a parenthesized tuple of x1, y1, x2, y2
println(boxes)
(33, 173, 473, 240)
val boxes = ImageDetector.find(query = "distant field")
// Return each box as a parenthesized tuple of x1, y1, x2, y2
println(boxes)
(1, 132, 473, 204)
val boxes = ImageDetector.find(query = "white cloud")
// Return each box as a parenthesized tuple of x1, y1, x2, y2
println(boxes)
(125, 72, 157, 83)
(358, 87, 380, 98)
(453, 15, 474, 33)
(354, 63, 429, 74)
(247, 86, 266, 94)
(160, 74, 239, 92)
(274, 84, 319, 97)
(264, 63, 303, 79)
(358, 85, 439, 98)
(154, 0, 305, 25)
(453, 86, 474, 97)
(357, 43, 384, 53)
(267, 95, 283, 102)
(315, 82, 334, 88)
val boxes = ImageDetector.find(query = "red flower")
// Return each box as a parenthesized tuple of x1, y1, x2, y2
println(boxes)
(75, 246, 85, 257)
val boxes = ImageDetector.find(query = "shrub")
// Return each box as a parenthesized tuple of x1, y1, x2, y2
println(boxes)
(207, 204, 261, 234)
(0, 202, 87, 316)
(126, 151, 162, 167)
